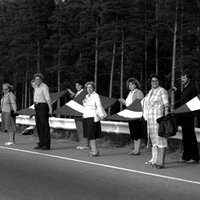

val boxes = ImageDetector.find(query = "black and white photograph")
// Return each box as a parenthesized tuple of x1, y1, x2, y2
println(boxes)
(0, 0, 200, 199)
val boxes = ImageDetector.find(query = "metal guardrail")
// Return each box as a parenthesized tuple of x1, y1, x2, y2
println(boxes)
(1, 115, 200, 141)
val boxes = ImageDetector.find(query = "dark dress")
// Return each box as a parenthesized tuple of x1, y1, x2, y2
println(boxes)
(126, 89, 145, 141)
(129, 120, 145, 140)
(180, 82, 199, 161)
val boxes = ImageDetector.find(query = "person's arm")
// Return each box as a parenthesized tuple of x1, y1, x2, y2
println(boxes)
(137, 90, 144, 100)
(67, 89, 75, 98)
(9, 93, 17, 112)
(43, 85, 52, 116)
(47, 99, 52, 116)
(161, 89, 169, 116)
(118, 98, 126, 106)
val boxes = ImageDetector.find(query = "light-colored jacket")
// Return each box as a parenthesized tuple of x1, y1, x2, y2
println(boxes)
(83, 92, 106, 122)
(1, 92, 17, 113)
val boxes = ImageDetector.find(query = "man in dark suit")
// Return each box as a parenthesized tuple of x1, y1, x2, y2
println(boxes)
(178, 70, 199, 163)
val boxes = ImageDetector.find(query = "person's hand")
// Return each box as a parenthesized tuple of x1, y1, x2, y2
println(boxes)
(165, 110, 169, 116)
(49, 109, 53, 116)
(119, 98, 125, 105)
(172, 86, 177, 92)
(164, 106, 169, 116)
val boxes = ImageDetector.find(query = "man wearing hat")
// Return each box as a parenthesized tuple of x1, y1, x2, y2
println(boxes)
(33, 73, 52, 150)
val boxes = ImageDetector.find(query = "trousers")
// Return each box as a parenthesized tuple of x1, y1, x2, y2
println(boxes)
(34, 103, 50, 148)
(181, 117, 199, 161)
(75, 117, 89, 146)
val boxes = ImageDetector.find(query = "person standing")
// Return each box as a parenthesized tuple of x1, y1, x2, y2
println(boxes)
(33, 73, 52, 150)
(68, 80, 89, 150)
(119, 78, 144, 155)
(1, 83, 17, 145)
(142, 74, 169, 169)
(178, 70, 199, 163)
(82, 81, 105, 156)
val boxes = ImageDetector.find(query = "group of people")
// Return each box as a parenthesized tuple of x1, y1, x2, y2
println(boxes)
(1, 71, 199, 168)
(119, 74, 169, 169)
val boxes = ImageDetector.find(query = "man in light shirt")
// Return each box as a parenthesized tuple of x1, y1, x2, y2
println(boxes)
(33, 73, 52, 150)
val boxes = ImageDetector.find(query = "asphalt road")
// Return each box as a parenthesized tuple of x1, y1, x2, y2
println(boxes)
(0, 133, 199, 200)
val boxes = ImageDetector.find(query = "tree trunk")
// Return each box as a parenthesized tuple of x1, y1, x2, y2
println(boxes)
(155, 0, 158, 74)
(170, 0, 178, 111)
(57, 28, 62, 117)
(29, 86, 32, 107)
(120, 28, 124, 111)
(108, 42, 116, 115)
(109, 42, 116, 98)
(180, 0, 184, 92)
(94, 18, 99, 89)
(24, 65, 28, 109)
(57, 51, 61, 108)
(36, 38, 40, 72)
(144, 0, 148, 94)
(36, 23, 40, 73)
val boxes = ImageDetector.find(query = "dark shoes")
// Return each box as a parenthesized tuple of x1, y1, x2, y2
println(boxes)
(34, 145, 50, 150)
(41, 146, 50, 150)
(34, 145, 41, 150)
(177, 159, 199, 164)
(155, 164, 165, 169)
(128, 151, 140, 156)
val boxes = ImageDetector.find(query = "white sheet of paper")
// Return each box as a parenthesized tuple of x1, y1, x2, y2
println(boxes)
(186, 97, 200, 111)
(117, 109, 142, 118)
(66, 100, 86, 114)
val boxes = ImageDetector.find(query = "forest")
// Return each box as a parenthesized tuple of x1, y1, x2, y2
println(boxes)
(0, 0, 200, 113)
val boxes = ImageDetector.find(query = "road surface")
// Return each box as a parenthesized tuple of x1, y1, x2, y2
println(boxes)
(0, 133, 199, 200)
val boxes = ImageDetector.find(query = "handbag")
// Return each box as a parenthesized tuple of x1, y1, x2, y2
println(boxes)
(157, 114, 178, 138)
(10, 110, 19, 117)
(96, 105, 107, 120)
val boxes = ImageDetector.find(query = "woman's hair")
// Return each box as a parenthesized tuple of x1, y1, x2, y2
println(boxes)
(30, 79, 35, 84)
(2, 83, 13, 92)
(75, 80, 84, 87)
(149, 74, 161, 84)
(85, 81, 95, 90)
(126, 78, 141, 90)
(30, 79, 36, 88)
(33, 73, 44, 80)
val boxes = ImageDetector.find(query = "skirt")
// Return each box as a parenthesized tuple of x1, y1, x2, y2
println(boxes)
(83, 117, 101, 140)
(128, 119, 145, 140)
(1, 112, 16, 132)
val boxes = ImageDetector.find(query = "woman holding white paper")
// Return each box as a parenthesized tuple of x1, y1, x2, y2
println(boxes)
(119, 78, 144, 155)
(82, 81, 106, 156)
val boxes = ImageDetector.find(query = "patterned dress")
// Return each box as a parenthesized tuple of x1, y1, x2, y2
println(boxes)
(1, 92, 17, 133)
(142, 86, 169, 148)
